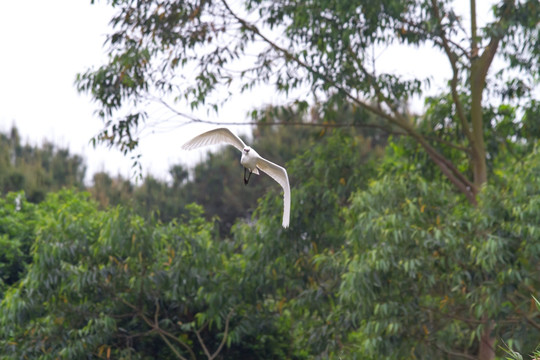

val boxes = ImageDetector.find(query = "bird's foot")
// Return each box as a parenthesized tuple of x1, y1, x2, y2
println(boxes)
(244, 168, 252, 185)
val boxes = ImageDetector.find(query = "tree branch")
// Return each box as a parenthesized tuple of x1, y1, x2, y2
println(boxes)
(470, 0, 478, 58)
(508, 297, 540, 331)
(352, 52, 477, 200)
(400, 18, 470, 60)
(156, 96, 470, 152)
(153, 96, 405, 134)
(475, 0, 515, 86)
(195, 322, 212, 360)
(430, 0, 473, 144)
(158, 332, 190, 360)
(118, 297, 197, 360)
(221, 0, 478, 203)
(435, 343, 477, 360)
(210, 309, 234, 360)
(194, 309, 234, 360)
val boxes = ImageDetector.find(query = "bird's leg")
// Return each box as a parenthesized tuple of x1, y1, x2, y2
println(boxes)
(244, 167, 252, 185)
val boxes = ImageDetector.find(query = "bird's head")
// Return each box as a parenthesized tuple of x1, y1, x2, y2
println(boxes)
(243, 146, 251, 154)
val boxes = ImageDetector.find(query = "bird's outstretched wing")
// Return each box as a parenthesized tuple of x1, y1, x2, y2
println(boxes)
(181, 128, 246, 152)
(256, 157, 291, 228)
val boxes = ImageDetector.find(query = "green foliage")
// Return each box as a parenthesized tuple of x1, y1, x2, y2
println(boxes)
(0, 192, 36, 298)
(0, 125, 87, 298)
(231, 127, 380, 358)
(90, 171, 134, 208)
(0, 126, 86, 202)
(0, 190, 299, 359)
(4, 116, 540, 359)
(500, 297, 540, 360)
(77, 0, 539, 173)
(337, 146, 540, 358)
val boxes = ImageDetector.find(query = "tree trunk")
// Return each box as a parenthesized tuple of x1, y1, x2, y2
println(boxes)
(470, 66, 488, 189)
(478, 321, 495, 360)
(469, 1, 494, 358)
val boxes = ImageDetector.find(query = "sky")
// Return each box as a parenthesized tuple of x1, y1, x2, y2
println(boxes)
(0, 0, 496, 185)
(0, 1, 291, 183)
(0, 2, 127, 181)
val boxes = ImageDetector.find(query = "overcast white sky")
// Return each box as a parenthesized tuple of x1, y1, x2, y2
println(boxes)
(0, 0, 496, 184)
(0, 1, 292, 183)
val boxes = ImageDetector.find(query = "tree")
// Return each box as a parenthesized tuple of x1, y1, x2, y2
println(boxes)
(0, 192, 36, 299)
(338, 144, 540, 358)
(230, 127, 380, 358)
(0, 126, 86, 202)
(0, 191, 300, 359)
(89, 171, 134, 208)
(228, 131, 540, 359)
(77, 0, 538, 202)
(77, 1, 539, 359)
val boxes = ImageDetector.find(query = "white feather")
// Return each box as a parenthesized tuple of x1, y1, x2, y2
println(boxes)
(181, 128, 246, 152)
(256, 157, 290, 228)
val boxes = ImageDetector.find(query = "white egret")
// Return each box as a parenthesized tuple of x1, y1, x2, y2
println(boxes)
(182, 128, 291, 228)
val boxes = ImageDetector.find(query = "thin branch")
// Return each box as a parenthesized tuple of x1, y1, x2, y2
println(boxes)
(508, 297, 540, 331)
(195, 322, 212, 360)
(210, 309, 234, 360)
(430, 0, 473, 144)
(354, 46, 474, 157)
(400, 18, 470, 60)
(220, 0, 402, 127)
(194, 309, 235, 360)
(154, 299, 160, 326)
(154, 96, 404, 133)
(435, 343, 477, 360)
(118, 297, 197, 360)
(430, 137, 471, 153)
(443, 37, 470, 60)
(470, 0, 478, 58)
(474, 0, 515, 86)
(115, 329, 155, 340)
(158, 332, 189, 360)
(522, 314, 540, 331)
(157, 96, 469, 152)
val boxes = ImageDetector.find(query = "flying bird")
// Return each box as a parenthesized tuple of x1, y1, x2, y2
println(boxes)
(181, 128, 290, 228)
